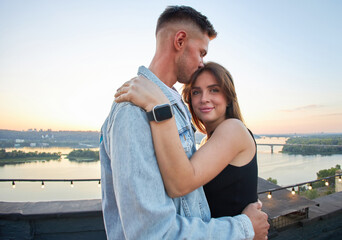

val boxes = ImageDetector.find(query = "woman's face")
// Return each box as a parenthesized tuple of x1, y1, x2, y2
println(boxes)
(190, 71, 228, 129)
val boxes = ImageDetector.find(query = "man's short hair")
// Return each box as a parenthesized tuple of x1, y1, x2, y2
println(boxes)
(156, 5, 217, 39)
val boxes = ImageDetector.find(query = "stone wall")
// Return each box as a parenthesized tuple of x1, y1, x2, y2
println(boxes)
(0, 199, 106, 240)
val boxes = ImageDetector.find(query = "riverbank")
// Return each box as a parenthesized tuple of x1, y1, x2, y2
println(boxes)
(282, 135, 342, 155)
(0, 156, 61, 165)
(67, 149, 99, 162)
(68, 158, 99, 162)
(0, 149, 61, 165)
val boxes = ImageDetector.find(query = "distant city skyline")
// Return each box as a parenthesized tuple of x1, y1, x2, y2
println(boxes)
(1, 0, 341, 134)
(1, 128, 341, 136)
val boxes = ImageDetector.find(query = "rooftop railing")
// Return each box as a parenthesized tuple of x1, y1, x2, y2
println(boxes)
(1, 173, 341, 199)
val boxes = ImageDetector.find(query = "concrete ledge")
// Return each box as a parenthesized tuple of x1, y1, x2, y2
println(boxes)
(0, 199, 102, 219)
(270, 192, 342, 239)
(0, 199, 106, 240)
(270, 212, 342, 240)
(1, 193, 342, 240)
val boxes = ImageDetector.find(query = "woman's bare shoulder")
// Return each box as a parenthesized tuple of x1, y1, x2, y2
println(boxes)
(216, 118, 246, 134)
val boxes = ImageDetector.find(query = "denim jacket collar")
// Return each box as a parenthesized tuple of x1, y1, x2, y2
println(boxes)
(138, 66, 177, 105)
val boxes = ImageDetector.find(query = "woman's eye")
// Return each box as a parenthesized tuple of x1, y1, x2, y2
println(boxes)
(210, 88, 219, 93)
(191, 90, 199, 95)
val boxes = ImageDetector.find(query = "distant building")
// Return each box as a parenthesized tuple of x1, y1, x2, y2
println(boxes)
(15, 139, 24, 143)
(30, 143, 37, 147)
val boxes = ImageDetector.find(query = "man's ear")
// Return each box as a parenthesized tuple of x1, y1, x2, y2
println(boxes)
(174, 30, 187, 51)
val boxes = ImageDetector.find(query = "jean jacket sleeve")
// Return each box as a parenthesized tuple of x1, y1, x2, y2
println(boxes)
(105, 103, 254, 240)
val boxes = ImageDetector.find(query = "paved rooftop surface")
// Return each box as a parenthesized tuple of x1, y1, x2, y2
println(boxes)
(307, 191, 342, 220)
(258, 177, 318, 219)
(270, 191, 342, 239)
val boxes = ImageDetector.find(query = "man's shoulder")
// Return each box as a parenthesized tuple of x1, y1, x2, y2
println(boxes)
(104, 101, 148, 132)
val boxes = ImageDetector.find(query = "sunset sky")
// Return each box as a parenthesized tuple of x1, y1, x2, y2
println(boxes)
(1, 0, 341, 134)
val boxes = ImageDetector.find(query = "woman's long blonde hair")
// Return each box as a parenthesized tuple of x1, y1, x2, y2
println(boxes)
(182, 62, 244, 134)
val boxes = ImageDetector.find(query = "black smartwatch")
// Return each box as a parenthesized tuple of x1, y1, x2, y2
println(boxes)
(146, 103, 173, 122)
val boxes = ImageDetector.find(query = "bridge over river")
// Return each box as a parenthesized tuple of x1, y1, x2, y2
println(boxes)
(256, 143, 342, 153)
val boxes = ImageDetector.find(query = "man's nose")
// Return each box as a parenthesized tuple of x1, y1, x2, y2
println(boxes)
(198, 58, 204, 69)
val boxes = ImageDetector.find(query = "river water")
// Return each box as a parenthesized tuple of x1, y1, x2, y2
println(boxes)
(0, 138, 341, 202)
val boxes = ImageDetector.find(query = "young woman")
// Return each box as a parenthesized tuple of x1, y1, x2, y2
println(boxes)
(115, 62, 258, 217)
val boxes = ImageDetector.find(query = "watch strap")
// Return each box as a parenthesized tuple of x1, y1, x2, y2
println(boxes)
(146, 110, 155, 121)
(146, 103, 173, 122)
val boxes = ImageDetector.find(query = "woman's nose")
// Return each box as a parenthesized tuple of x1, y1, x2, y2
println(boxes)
(200, 91, 209, 103)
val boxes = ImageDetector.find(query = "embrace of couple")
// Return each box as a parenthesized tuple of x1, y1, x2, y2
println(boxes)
(100, 5, 270, 240)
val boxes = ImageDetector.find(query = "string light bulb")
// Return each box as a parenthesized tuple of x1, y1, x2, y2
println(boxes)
(308, 184, 312, 190)
(41, 181, 45, 189)
(267, 192, 272, 199)
(12, 181, 16, 189)
(98, 180, 101, 188)
(339, 176, 341, 182)
(325, 181, 329, 186)
(291, 187, 295, 195)
(70, 181, 74, 188)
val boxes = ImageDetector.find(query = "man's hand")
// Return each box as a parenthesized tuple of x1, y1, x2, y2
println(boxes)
(242, 201, 270, 240)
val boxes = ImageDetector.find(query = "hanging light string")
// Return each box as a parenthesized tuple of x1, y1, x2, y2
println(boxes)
(1, 178, 101, 188)
(258, 174, 342, 198)
(0, 178, 101, 182)
(1, 173, 341, 194)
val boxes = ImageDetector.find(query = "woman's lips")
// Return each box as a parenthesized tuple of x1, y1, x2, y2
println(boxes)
(199, 107, 214, 113)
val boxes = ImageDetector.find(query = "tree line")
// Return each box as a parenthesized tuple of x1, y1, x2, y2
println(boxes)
(67, 149, 99, 161)
(0, 149, 61, 160)
(282, 135, 342, 155)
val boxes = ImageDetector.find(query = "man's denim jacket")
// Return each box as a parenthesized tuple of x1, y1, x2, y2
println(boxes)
(100, 66, 254, 239)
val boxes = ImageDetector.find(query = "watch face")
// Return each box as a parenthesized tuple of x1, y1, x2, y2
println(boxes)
(154, 104, 173, 122)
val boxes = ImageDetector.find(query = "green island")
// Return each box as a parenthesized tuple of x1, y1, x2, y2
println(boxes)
(67, 149, 99, 162)
(281, 135, 342, 155)
(0, 149, 61, 165)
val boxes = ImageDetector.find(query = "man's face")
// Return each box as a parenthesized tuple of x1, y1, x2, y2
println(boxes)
(176, 34, 210, 84)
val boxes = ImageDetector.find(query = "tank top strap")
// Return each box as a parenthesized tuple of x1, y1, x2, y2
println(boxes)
(247, 128, 256, 145)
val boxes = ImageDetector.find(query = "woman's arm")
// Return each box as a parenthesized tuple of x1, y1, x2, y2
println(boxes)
(115, 77, 254, 197)
(149, 117, 253, 197)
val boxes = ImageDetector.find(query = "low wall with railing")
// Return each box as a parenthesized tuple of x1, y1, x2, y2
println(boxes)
(1, 174, 341, 239)
(0, 199, 106, 240)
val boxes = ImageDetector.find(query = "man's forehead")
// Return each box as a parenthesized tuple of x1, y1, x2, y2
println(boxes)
(196, 34, 210, 50)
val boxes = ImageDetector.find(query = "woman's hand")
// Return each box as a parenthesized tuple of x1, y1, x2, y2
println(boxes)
(115, 75, 169, 112)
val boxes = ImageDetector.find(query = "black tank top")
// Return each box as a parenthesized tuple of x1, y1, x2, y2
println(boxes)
(203, 129, 258, 217)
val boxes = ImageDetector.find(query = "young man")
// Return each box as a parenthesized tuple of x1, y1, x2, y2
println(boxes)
(100, 6, 269, 239)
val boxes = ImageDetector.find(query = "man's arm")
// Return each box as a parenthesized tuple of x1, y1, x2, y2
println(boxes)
(107, 103, 255, 239)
